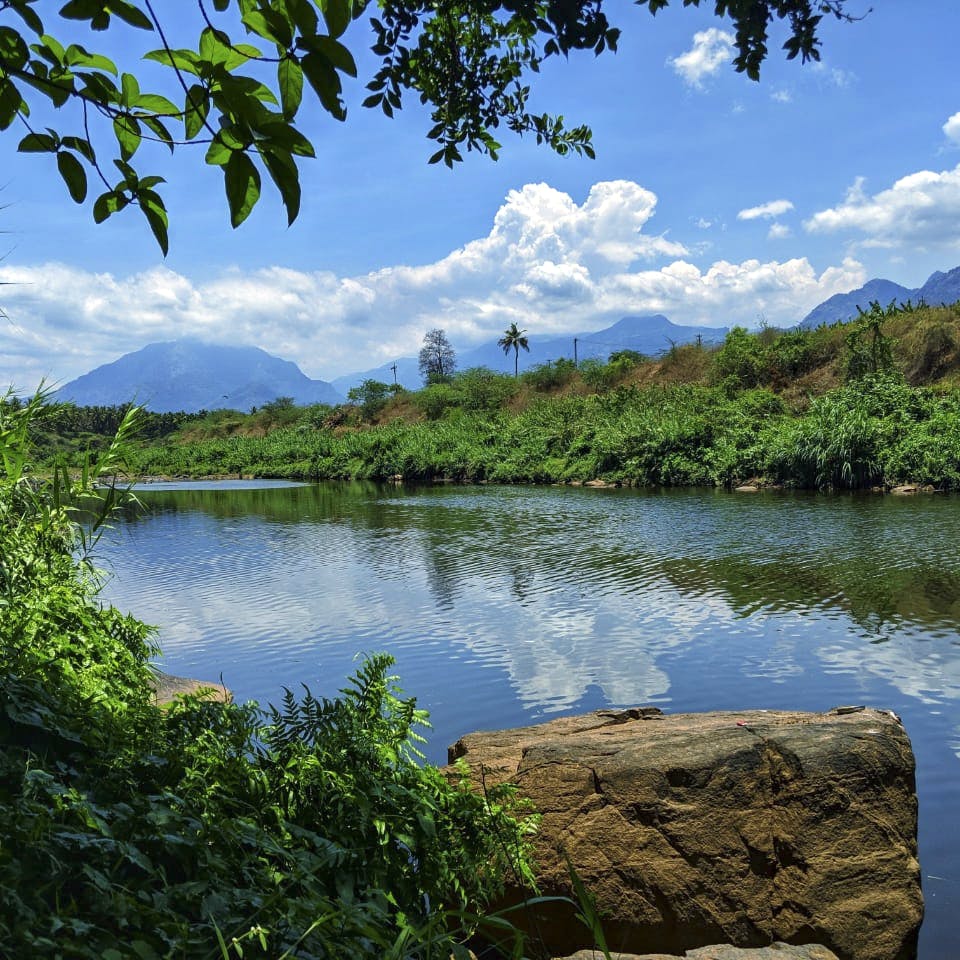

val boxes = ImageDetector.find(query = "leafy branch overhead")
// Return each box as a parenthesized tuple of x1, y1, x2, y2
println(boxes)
(0, 0, 859, 250)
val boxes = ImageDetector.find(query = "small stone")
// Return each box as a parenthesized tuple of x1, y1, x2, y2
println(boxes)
(151, 671, 231, 706)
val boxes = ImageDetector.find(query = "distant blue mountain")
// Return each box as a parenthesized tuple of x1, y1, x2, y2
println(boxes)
(57, 340, 344, 412)
(800, 266, 960, 328)
(916, 266, 960, 307)
(332, 314, 728, 393)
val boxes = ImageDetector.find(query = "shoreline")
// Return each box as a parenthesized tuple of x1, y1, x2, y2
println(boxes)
(126, 472, 949, 496)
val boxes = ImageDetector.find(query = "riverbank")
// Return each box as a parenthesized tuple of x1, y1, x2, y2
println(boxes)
(126, 372, 960, 492)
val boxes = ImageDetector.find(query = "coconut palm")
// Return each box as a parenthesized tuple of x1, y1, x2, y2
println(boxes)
(498, 323, 530, 377)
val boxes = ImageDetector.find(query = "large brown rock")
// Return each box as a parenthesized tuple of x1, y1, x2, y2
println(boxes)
(558, 945, 838, 960)
(448, 707, 922, 960)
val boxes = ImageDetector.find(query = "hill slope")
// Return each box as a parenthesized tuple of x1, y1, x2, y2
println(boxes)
(58, 340, 344, 412)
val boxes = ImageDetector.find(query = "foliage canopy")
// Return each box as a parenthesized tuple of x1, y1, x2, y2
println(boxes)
(0, 0, 857, 249)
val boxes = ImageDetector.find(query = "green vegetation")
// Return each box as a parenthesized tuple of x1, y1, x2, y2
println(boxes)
(0, 1, 854, 248)
(97, 301, 960, 492)
(1, 393, 541, 958)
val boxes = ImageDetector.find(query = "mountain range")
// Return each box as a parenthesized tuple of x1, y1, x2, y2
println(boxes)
(57, 340, 343, 412)
(800, 266, 960, 328)
(55, 265, 960, 411)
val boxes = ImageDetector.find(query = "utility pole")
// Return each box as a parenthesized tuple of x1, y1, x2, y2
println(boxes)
(573, 338, 578, 366)
(390, 362, 397, 385)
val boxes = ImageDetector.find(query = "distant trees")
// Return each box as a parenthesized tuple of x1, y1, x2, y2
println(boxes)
(418, 329, 456, 384)
(498, 323, 530, 377)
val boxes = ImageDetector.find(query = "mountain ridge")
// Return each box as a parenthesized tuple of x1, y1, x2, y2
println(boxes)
(57, 339, 344, 412)
(800, 266, 960, 328)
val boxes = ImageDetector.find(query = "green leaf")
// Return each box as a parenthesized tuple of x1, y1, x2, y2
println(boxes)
(198, 26, 252, 67)
(301, 52, 344, 120)
(144, 47, 199, 76)
(287, 0, 319, 37)
(61, 135, 95, 162)
(64, 43, 117, 73)
(184, 84, 209, 139)
(140, 114, 173, 151)
(205, 136, 233, 166)
(241, 9, 292, 48)
(18, 132, 58, 153)
(93, 189, 127, 223)
(33, 34, 66, 65)
(120, 71, 140, 107)
(258, 121, 314, 157)
(110, 1, 153, 31)
(138, 188, 168, 255)
(278, 57, 303, 119)
(0, 80, 27, 131)
(57, 150, 87, 203)
(258, 146, 300, 225)
(320, 0, 351, 39)
(134, 93, 178, 115)
(303, 36, 357, 78)
(225, 43, 264, 70)
(113, 114, 141, 160)
(223, 151, 261, 227)
(112, 157, 137, 184)
(8, 1, 44, 35)
(0, 26, 30, 69)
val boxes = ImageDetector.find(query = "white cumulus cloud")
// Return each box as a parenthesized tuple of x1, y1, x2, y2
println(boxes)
(738, 199, 795, 221)
(768, 224, 792, 240)
(668, 29, 735, 90)
(805, 164, 960, 250)
(0, 180, 868, 393)
(944, 112, 960, 145)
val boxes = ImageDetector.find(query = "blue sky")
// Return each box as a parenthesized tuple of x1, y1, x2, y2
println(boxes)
(2, 1, 960, 392)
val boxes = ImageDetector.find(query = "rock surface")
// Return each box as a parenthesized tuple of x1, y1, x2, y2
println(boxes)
(558, 944, 838, 960)
(448, 707, 921, 960)
(151, 671, 231, 706)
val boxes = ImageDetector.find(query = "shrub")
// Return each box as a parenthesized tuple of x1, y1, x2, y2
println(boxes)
(522, 358, 577, 392)
(347, 379, 392, 420)
(453, 367, 518, 411)
(711, 326, 769, 389)
(0, 396, 538, 959)
(416, 382, 460, 420)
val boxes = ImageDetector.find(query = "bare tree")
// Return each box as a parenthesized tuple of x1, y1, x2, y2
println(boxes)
(418, 329, 456, 384)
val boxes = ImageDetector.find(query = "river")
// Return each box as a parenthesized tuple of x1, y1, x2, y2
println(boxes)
(96, 481, 960, 958)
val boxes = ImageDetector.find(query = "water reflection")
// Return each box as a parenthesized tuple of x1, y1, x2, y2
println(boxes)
(97, 482, 960, 956)
(105, 484, 960, 716)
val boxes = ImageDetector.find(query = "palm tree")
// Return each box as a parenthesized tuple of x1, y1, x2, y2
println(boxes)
(498, 322, 530, 377)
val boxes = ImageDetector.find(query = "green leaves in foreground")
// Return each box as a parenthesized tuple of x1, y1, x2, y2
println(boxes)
(3, 1, 854, 250)
(0, 394, 538, 958)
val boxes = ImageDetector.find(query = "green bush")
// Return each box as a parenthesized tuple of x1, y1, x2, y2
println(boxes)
(522, 358, 577, 392)
(711, 326, 769, 389)
(452, 367, 518, 412)
(0, 395, 538, 959)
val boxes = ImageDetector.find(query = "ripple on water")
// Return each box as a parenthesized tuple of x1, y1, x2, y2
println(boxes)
(95, 483, 960, 959)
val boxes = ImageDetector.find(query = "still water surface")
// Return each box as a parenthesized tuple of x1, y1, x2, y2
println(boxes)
(97, 481, 960, 958)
